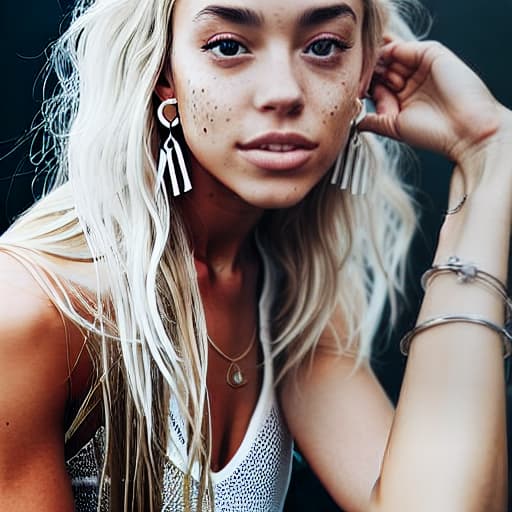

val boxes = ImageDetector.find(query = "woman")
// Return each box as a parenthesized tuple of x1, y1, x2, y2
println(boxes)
(0, 0, 510, 510)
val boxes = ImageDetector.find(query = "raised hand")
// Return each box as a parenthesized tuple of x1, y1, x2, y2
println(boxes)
(360, 41, 511, 170)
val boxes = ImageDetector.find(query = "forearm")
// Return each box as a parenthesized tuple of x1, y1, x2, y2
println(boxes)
(372, 133, 512, 510)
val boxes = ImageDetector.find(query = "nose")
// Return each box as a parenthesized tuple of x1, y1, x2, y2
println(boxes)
(253, 52, 305, 117)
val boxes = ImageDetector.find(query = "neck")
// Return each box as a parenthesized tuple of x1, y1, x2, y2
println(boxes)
(177, 165, 263, 274)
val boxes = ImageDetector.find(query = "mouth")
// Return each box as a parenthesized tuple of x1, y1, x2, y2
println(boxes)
(257, 144, 301, 152)
(237, 132, 318, 171)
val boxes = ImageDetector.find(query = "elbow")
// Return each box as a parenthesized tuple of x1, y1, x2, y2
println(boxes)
(366, 476, 507, 512)
(367, 477, 385, 512)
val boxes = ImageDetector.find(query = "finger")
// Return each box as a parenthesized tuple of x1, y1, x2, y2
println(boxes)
(359, 81, 401, 138)
(382, 34, 404, 46)
(379, 40, 435, 69)
(368, 81, 401, 114)
(376, 47, 415, 71)
(358, 112, 400, 140)
(379, 70, 407, 92)
(378, 41, 419, 67)
(374, 61, 413, 88)
(387, 61, 414, 78)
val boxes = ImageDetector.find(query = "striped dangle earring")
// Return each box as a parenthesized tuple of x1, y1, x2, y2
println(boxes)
(157, 98, 192, 196)
(331, 99, 370, 195)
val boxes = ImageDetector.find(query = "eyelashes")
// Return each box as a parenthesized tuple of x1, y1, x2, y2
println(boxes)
(305, 38, 353, 58)
(201, 37, 249, 58)
(201, 35, 353, 61)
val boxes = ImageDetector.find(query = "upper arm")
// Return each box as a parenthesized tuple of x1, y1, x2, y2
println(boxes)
(280, 348, 394, 512)
(0, 252, 76, 511)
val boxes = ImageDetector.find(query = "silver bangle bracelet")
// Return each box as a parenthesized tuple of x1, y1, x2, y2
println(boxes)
(400, 314, 512, 358)
(421, 256, 512, 316)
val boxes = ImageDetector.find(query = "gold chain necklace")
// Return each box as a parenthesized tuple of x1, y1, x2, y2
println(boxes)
(207, 328, 257, 389)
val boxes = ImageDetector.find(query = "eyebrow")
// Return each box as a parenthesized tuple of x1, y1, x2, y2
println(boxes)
(298, 4, 358, 26)
(193, 5, 264, 26)
(193, 3, 357, 28)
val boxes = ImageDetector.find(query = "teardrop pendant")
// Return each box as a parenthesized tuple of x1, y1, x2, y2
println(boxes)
(226, 363, 247, 389)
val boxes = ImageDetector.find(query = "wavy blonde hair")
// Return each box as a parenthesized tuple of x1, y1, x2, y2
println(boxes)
(2, 0, 422, 510)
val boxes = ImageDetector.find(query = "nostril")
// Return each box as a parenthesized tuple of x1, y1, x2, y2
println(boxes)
(261, 99, 304, 116)
(289, 102, 304, 116)
(254, 80, 305, 115)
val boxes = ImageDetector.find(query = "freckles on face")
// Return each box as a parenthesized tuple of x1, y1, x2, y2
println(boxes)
(168, 0, 366, 206)
(176, 75, 241, 166)
(315, 73, 359, 155)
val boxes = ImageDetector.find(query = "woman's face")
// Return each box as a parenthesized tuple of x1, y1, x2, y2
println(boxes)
(164, 0, 368, 209)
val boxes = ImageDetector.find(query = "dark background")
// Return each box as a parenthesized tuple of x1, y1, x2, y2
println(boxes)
(1, 1, 512, 510)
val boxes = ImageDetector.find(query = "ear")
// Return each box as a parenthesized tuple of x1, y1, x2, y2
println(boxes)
(358, 68, 374, 99)
(155, 73, 176, 102)
(360, 35, 400, 97)
(358, 53, 378, 99)
(358, 33, 396, 99)
(155, 84, 175, 102)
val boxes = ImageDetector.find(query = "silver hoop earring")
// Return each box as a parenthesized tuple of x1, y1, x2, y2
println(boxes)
(157, 98, 192, 197)
(331, 100, 370, 195)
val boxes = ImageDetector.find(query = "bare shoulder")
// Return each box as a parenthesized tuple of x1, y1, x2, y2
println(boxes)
(0, 251, 77, 510)
(0, 250, 63, 330)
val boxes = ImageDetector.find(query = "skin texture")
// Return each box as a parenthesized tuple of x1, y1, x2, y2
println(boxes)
(162, 0, 366, 210)
(1, 0, 512, 511)
(0, 251, 90, 512)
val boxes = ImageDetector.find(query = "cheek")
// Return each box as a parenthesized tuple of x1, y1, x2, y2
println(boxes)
(177, 82, 240, 174)
(176, 73, 239, 140)
(181, 86, 218, 138)
(316, 77, 359, 150)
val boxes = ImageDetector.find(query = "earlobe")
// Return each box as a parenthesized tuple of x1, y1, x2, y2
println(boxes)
(155, 83, 176, 102)
(155, 69, 176, 102)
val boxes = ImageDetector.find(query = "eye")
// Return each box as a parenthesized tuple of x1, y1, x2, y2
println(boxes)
(305, 38, 351, 57)
(202, 38, 249, 58)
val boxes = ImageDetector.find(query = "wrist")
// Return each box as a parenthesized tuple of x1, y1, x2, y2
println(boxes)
(454, 105, 512, 192)
(435, 182, 512, 284)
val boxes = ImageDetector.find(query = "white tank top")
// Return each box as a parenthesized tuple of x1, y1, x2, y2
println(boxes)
(66, 249, 294, 511)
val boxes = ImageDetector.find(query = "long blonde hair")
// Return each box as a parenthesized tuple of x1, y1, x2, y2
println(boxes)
(2, 0, 421, 510)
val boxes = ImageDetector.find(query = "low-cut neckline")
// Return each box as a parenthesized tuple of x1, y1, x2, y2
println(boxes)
(167, 239, 274, 484)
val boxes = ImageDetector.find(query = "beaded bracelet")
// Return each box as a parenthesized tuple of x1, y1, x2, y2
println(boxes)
(399, 314, 512, 358)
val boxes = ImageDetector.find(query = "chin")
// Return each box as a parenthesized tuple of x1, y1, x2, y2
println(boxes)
(240, 185, 312, 210)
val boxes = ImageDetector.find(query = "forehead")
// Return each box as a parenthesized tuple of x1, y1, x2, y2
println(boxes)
(173, 0, 365, 27)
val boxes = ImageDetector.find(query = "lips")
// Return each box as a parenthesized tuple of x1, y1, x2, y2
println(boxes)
(237, 132, 318, 171)
(239, 132, 317, 151)
(259, 144, 298, 152)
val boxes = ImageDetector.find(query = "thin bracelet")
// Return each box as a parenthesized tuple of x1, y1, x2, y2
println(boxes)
(422, 257, 508, 294)
(445, 193, 467, 215)
(445, 168, 467, 216)
(421, 257, 512, 315)
(400, 314, 512, 358)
